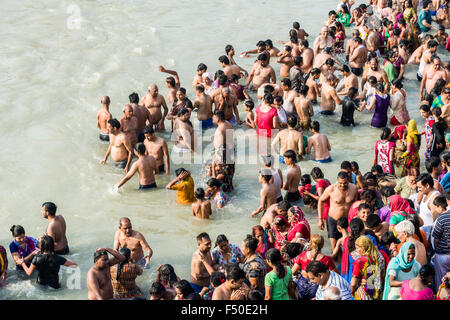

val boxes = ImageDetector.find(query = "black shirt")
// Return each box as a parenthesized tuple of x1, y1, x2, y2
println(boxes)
(32, 254, 67, 289)
(341, 97, 359, 126)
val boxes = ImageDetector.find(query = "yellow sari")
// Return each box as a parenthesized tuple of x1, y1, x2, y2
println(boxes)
(401, 120, 420, 176)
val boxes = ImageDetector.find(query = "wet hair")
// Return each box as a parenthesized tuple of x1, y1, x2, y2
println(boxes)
(174, 280, 195, 297)
(281, 78, 292, 88)
(300, 39, 309, 48)
(294, 56, 303, 66)
(266, 248, 286, 278)
(196, 232, 210, 242)
(350, 161, 359, 172)
(207, 178, 222, 189)
(149, 282, 165, 298)
(341, 161, 352, 171)
(108, 118, 121, 130)
(135, 142, 146, 155)
(368, 76, 377, 85)
(375, 83, 385, 93)
(365, 214, 381, 229)
(94, 250, 108, 263)
(215, 234, 228, 246)
(194, 187, 205, 199)
(143, 125, 155, 135)
(210, 271, 226, 287)
(263, 93, 274, 104)
(218, 55, 230, 65)
(324, 46, 332, 54)
(265, 39, 274, 48)
(300, 174, 312, 186)
(244, 100, 254, 111)
(256, 40, 266, 47)
(380, 127, 392, 141)
(42, 202, 57, 216)
(325, 58, 335, 67)
(225, 263, 246, 281)
(311, 121, 320, 132)
(213, 109, 226, 121)
(342, 64, 350, 73)
(427, 39, 438, 48)
(415, 173, 434, 188)
(277, 200, 292, 212)
(197, 63, 207, 71)
(248, 290, 264, 300)
(290, 35, 298, 43)
(285, 242, 303, 259)
(257, 53, 268, 61)
(116, 247, 131, 280)
(433, 195, 447, 209)
(419, 264, 435, 285)
(10, 225, 25, 237)
(299, 84, 309, 96)
(287, 115, 298, 128)
(243, 235, 259, 253)
(337, 216, 348, 229)
(305, 260, 328, 277)
(354, 36, 363, 44)
(348, 218, 365, 252)
(380, 186, 395, 198)
(358, 203, 371, 212)
(40, 235, 55, 254)
(129, 92, 139, 104)
(337, 171, 349, 181)
(310, 167, 324, 180)
(283, 149, 297, 162)
(392, 78, 403, 89)
(225, 44, 233, 54)
(160, 264, 179, 288)
(166, 77, 176, 87)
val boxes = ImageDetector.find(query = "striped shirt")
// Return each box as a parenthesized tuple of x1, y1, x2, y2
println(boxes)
(432, 210, 450, 254)
(315, 271, 354, 300)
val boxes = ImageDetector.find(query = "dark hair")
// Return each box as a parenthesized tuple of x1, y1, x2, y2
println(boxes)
(311, 167, 324, 180)
(415, 173, 434, 188)
(433, 195, 447, 209)
(213, 109, 225, 121)
(380, 127, 391, 141)
(274, 95, 283, 105)
(371, 165, 383, 175)
(358, 203, 371, 212)
(174, 280, 195, 297)
(215, 234, 228, 246)
(277, 200, 292, 212)
(175, 167, 187, 176)
(285, 242, 303, 259)
(248, 290, 264, 300)
(266, 248, 286, 279)
(380, 186, 395, 198)
(281, 78, 292, 88)
(129, 92, 139, 104)
(380, 231, 398, 247)
(341, 161, 352, 171)
(301, 174, 312, 186)
(425, 157, 442, 173)
(263, 93, 274, 104)
(40, 235, 55, 254)
(197, 63, 207, 71)
(149, 282, 165, 298)
(218, 55, 230, 65)
(166, 76, 176, 87)
(299, 84, 309, 96)
(418, 264, 435, 285)
(143, 125, 155, 135)
(225, 264, 246, 281)
(211, 271, 226, 287)
(310, 68, 320, 76)
(257, 53, 268, 61)
(337, 171, 349, 181)
(196, 84, 205, 93)
(116, 247, 131, 280)
(225, 44, 233, 54)
(42, 202, 57, 216)
(337, 216, 348, 229)
(325, 58, 335, 66)
(350, 161, 359, 172)
(294, 56, 303, 66)
(365, 214, 381, 229)
(196, 232, 210, 242)
(207, 178, 222, 189)
(94, 250, 108, 263)
(305, 260, 328, 277)
(244, 100, 254, 110)
(283, 149, 297, 162)
(311, 121, 320, 132)
(348, 218, 365, 252)
(135, 142, 146, 155)
(10, 225, 25, 237)
(194, 187, 205, 199)
(108, 118, 121, 130)
(243, 235, 259, 253)
(160, 264, 178, 288)
(287, 115, 297, 128)
(361, 189, 377, 203)
(293, 21, 300, 29)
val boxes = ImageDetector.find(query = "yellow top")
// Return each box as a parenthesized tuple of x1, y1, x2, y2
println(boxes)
(171, 176, 196, 205)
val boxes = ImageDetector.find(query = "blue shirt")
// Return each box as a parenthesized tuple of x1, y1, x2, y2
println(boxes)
(418, 10, 432, 32)
(315, 271, 354, 300)
(432, 210, 450, 254)
(440, 172, 450, 192)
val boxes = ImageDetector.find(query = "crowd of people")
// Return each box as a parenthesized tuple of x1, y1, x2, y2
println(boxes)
(1, 0, 450, 300)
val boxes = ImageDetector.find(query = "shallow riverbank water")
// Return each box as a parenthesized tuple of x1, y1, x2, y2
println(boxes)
(0, 0, 446, 299)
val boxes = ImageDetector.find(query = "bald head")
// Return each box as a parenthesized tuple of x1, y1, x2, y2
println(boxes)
(120, 217, 131, 226)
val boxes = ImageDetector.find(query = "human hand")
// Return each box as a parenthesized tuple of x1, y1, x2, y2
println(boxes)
(318, 219, 324, 230)
(101, 159, 106, 165)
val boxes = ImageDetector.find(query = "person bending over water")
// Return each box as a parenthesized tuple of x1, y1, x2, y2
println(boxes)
(116, 143, 157, 190)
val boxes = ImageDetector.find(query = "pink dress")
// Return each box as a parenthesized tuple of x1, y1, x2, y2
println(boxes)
(256, 105, 278, 138)
(400, 280, 434, 300)
(375, 140, 395, 174)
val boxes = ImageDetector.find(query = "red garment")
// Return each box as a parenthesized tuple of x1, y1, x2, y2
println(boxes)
(374, 140, 395, 174)
(316, 179, 331, 219)
(393, 125, 407, 140)
(299, 184, 312, 196)
(341, 237, 350, 275)
(348, 200, 361, 227)
(390, 115, 402, 126)
(255, 105, 278, 137)
(293, 251, 336, 271)
(446, 35, 450, 51)
(388, 195, 416, 216)
(287, 223, 310, 242)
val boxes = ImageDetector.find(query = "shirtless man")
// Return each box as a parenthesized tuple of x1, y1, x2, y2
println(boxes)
(250, 169, 278, 217)
(320, 74, 343, 114)
(277, 45, 294, 78)
(219, 55, 244, 80)
(193, 85, 213, 130)
(337, 65, 359, 96)
(213, 110, 234, 162)
(259, 200, 291, 228)
(436, 4, 450, 28)
(120, 104, 138, 146)
(190, 233, 218, 292)
(41, 202, 69, 254)
(306, 68, 321, 104)
(240, 40, 270, 58)
(116, 143, 157, 190)
(345, 30, 362, 63)
(215, 87, 241, 125)
(87, 248, 125, 300)
(306, 121, 332, 163)
(271, 116, 304, 162)
(408, 35, 433, 65)
(416, 39, 438, 81)
(348, 37, 368, 77)
(265, 39, 281, 58)
(420, 55, 448, 100)
(312, 47, 335, 71)
(361, 57, 389, 93)
(96, 96, 112, 142)
(129, 92, 152, 142)
(212, 264, 249, 300)
(298, 40, 314, 74)
(113, 217, 153, 268)
(293, 21, 308, 40)
(139, 84, 168, 131)
(143, 125, 170, 175)
(318, 171, 359, 250)
(363, 23, 382, 55)
(159, 65, 180, 105)
(281, 78, 297, 117)
(282, 149, 302, 203)
(294, 85, 314, 131)
(192, 63, 207, 87)
(245, 53, 276, 91)
(173, 108, 195, 153)
(192, 188, 212, 219)
(101, 119, 133, 173)
(435, 25, 449, 46)
(313, 27, 334, 56)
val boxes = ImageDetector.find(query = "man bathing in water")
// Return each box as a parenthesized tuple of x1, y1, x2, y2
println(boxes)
(116, 143, 157, 190)
(420, 55, 448, 101)
(139, 84, 168, 131)
(87, 248, 125, 300)
(218, 55, 247, 80)
(306, 121, 332, 163)
(173, 108, 195, 153)
(361, 56, 389, 93)
(250, 169, 278, 217)
(101, 119, 133, 173)
(245, 54, 276, 91)
(282, 150, 302, 203)
(306, 68, 321, 104)
(337, 65, 359, 96)
(143, 125, 170, 175)
(194, 84, 213, 130)
(129, 92, 153, 143)
(318, 171, 358, 251)
(192, 188, 212, 219)
(321, 74, 342, 115)
(120, 104, 139, 147)
(295, 84, 314, 131)
(42, 202, 69, 255)
(113, 217, 153, 268)
(190, 233, 218, 293)
(159, 65, 180, 105)
(271, 116, 304, 163)
(313, 26, 334, 55)
(213, 110, 234, 161)
(97, 96, 112, 142)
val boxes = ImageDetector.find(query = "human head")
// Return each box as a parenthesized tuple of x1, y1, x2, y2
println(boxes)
(196, 232, 211, 253)
(41, 201, 57, 218)
(93, 249, 109, 269)
(119, 217, 132, 236)
(418, 264, 435, 287)
(252, 225, 265, 244)
(283, 149, 297, 165)
(225, 264, 246, 289)
(101, 96, 110, 106)
(358, 203, 372, 223)
(305, 261, 329, 285)
(394, 220, 415, 243)
(323, 286, 342, 300)
(149, 282, 166, 300)
(265, 248, 286, 278)
(337, 216, 349, 234)
(244, 100, 254, 111)
(159, 264, 178, 287)
(309, 234, 324, 252)
(275, 200, 292, 216)
(107, 118, 121, 133)
(213, 109, 225, 123)
(129, 92, 139, 104)
(310, 121, 320, 133)
(425, 157, 443, 176)
(215, 234, 230, 253)
(218, 55, 230, 66)
(135, 142, 146, 156)
(10, 225, 26, 244)
(287, 116, 297, 128)
(39, 235, 55, 254)
(176, 88, 187, 102)
(241, 235, 258, 256)
(415, 173, 434, 194)
(174, 280, 195, 300)
(433, 195, 448, 214)
(197, 63, 207, 73)
(337, 172, 350, 190)
(123, 104, 134, 118)
(310, 167, 324, 180)
(365, 214, 381, 231)
(210, 271, 226, 288)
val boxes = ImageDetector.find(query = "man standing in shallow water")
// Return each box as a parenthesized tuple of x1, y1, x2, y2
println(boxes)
(140, 84, 168, 131)
(101, 118, 133, 173)
(143, 125, 170, 175)
(96, 96, 112, 142)
(42, 202, 69, 255)
(190, 233, 218, 293)
(113, 217, 153, 268)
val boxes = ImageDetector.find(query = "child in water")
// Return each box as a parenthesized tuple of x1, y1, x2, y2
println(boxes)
(299, 174, 317, 210)
(244, 100, 256, 128)
(192, 188, 212, 219)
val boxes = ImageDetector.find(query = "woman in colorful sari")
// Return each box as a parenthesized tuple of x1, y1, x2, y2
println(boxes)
(350, 236, 386, 300)
(373, 127, 395, 174)
(252, 225, 274, 260)
(383, 242, 421, 300)
(399, 119, 420, 177)
(387, 194, 417, 228)
(340, 218, 365, 284)
(9, 225, 39, 271)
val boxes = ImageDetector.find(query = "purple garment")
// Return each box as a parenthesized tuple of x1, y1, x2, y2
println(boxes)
(378, 206, 391, 224)
(371, 94, 390, 128)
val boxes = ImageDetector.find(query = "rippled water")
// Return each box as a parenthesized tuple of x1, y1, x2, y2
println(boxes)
(0, 0, 447, 299)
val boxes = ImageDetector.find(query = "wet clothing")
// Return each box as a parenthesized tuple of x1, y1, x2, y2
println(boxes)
(54, 245, 69, 255)
(99, 133, 109, 142)
(139, 182, 157, 190)
(9, 236, 39, 271)
(341, 97, 359, 126)
(31, 254, 67, 289)
(256, 105, 278, 138)
(371, 94, 390, 128)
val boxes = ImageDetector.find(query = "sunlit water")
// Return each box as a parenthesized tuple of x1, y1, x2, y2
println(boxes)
(0, 0, 447, 299)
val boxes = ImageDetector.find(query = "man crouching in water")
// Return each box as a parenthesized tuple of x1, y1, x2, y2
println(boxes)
(116, 143, 157, 190)
(87, 248, 126, 300)
(101, 119, 134, 173)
